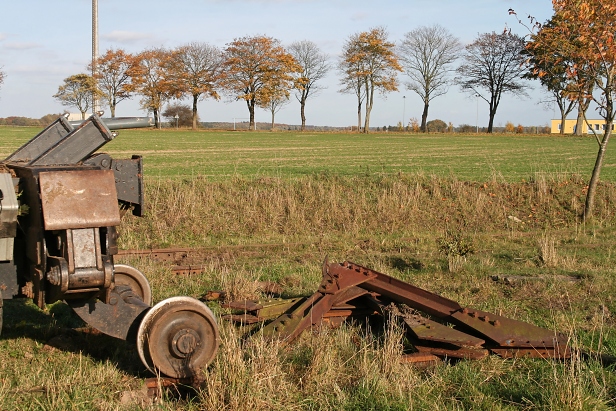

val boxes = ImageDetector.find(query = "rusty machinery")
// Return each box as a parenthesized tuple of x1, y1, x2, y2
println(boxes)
(222, 260, 571, 363)
(0, 114, 218, 379)
(0, 114, 572, 382)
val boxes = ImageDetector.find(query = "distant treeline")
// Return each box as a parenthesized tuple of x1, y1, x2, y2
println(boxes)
(0, 115, 551, 135)
(0, 114, 63, 127)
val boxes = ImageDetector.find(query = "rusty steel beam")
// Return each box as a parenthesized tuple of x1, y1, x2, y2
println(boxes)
(221, 260, 573, 363)
(450, 308, 568, 349)
(341, 261, 462, 319)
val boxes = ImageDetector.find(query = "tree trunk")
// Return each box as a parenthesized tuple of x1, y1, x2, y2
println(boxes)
(80, 111, 86, 120)
(247, 99, 255, 130)
(560, 111, 567, 135)
(364, 105, 372, 133)
(271, 109, 275, 130)
(487, 107, 495, 133)
(192, 95, 199, 130)
(584, 126, 612, 221)
(357, 100, 362, 132)
(575, 110, 585, 136)
(300, 98, 306, 131)
(363, 85, 374, 134)
(575, 96, 591, 136)
(111, 97, 116, 118)
(420, 102, 429, 132)
(153, 109, 160, 129)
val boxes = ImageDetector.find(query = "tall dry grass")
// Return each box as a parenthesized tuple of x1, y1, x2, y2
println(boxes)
(119, 173, 616, 250)
(112, 172, 616, 410)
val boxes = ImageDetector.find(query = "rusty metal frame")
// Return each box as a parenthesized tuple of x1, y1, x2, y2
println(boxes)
(224, 260, 572, 361)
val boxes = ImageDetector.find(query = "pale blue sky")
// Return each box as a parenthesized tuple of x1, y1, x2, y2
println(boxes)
(0, 1, 557, 128)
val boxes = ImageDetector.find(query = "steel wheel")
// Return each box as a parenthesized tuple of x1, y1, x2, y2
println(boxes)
(114, 264, 152, 306)
(137, 296, 219, 379)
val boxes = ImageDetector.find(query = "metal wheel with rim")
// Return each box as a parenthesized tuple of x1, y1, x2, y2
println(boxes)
(137, 296, 219, 379)
(114, 264, 152, 306)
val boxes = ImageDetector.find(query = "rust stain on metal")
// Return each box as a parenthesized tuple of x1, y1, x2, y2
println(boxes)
(221, 260, 572, 362)
(39, 169, 121, 230)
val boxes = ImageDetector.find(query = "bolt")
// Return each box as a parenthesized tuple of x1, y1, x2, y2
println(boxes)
(481, 315, 489, 322)
(462, 308, 469, 314)
(47, 266, 61, 286)
(176, 333, 197, 355)
(493, 320, 501, 327)
(109, 296, 118, 305)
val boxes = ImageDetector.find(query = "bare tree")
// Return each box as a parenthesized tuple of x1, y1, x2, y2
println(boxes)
(339, 27, 401, 133)
(455, 32, 529, 133)
(171, 42, 223, 130)
(0, 67, 5, 93)
(288, 41, 330, 131)
(398, 25, 462, 132)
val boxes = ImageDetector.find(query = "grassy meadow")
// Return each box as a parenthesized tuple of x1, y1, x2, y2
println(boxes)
(1, 126, 616, 410)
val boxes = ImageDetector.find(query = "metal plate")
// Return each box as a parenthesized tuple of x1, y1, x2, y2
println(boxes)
(39, 169, 121, 230)
(402, 315, 485, 347)
(450, 308, 567, 348)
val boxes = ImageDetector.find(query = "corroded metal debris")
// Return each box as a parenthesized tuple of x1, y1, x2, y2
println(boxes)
(222, 260, 571, 363)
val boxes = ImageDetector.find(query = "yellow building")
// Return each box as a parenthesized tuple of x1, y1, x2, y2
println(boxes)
(551, 119, 615, 134)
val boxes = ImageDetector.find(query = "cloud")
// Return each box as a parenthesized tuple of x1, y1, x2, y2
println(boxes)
(4, 42, 40, 50)
(0, 33, 6, 42)
(350, 11, 369, 21)
(207, 0, 314, 3)
(102, 31, 154, 44)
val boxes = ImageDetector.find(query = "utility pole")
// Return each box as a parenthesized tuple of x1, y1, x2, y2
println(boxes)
(402, 96, 406, 131)
(92, 0, 99, 114)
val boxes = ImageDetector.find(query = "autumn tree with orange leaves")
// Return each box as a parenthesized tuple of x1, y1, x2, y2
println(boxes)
(339, 27, 401, 133)
(129, 48, 178, 128)
(222, 36, 299, 130)
(171, 42, 224, 130)
(53, 73, 101, 120)
(526, 0, 616, 220)
(89, 49, 135, 118)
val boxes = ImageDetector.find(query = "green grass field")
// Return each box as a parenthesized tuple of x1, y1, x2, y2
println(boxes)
(1, 126, 616, 410)
(0, 126, 612, 181)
